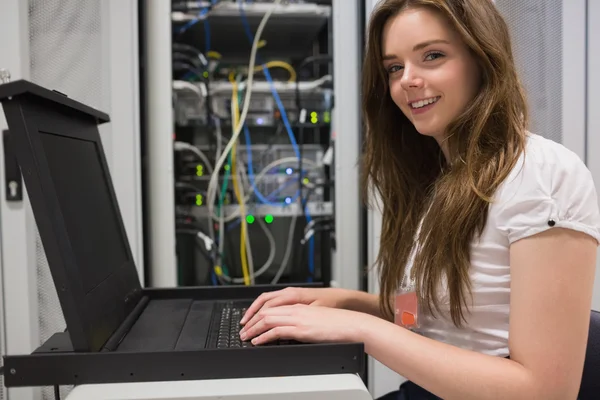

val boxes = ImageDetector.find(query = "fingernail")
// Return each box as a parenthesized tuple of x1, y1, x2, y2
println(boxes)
(251, 338, 257, 345)
(240, 332, 246, 340)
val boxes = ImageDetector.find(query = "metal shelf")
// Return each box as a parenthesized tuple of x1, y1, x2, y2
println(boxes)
(192, 201, 333, 218)
(172, 2, 331, 21)
(172, 2, 331, 63)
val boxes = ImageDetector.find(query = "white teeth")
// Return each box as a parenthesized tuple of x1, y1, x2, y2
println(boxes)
(411, 97, 439, 109)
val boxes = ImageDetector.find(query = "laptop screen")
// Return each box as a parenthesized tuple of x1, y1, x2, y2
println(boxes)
(40, 131, 130, 295)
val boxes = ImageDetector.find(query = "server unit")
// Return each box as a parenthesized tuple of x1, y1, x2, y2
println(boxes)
(140, 0, 364, 293)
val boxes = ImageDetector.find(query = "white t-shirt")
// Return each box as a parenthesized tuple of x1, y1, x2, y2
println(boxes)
(406, 133, 600, 357)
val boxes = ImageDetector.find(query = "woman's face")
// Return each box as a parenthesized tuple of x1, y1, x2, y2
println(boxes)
(382, 7, 481, 145)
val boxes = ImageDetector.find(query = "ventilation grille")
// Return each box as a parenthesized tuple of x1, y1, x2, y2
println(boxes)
(28, 0, 108, 398)
(495, 0, 563, 143)
(28, 0, 104, 109)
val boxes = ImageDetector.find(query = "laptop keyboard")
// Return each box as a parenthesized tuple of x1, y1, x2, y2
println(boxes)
(207, 301, 301, 349)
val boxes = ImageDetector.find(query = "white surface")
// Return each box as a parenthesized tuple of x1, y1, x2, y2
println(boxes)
(143, 0, 177, 287)
(106, 0, 144, 279)
(561, 0, 587, 160)
(65, 374, 372, 400)
(0, 1, 39, 399)
(331, 0, 362, 292)
(587, 0, 600, 312)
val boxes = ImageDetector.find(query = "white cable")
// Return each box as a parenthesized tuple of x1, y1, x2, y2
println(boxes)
(271, 200, 299, 284)
(174, 141, 214, 173)
(215, 124, 226, 270)
(214, 119, 223, 165)
(206, 0, 281, 235)
(173, 80, 207, 97)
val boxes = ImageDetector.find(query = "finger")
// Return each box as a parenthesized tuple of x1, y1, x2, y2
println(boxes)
(240, 315, 296, 342)
(240, 291, 279, 325)
(251, 326, 299, 346)
(241, 298, 294, 333)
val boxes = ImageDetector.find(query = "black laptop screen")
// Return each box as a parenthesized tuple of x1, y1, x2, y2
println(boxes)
(40, 131, 130, 295)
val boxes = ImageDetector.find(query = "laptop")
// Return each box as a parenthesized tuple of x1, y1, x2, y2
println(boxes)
(0, 79, 363, 388)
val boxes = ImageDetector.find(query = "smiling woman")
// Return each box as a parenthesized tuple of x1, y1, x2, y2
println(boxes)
(381, 12, 481, 152)
(240, 1, 600, 399)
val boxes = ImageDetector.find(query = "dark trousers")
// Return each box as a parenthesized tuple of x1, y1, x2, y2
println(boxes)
(376, 381, 442, 400)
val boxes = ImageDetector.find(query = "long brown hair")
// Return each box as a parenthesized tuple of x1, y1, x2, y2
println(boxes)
(361, 0, 528, 326)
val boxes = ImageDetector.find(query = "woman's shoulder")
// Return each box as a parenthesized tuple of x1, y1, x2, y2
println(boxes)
(498, 132, 592, 196)
(512, 132, 587, 178)
(491, 132, 600, 244)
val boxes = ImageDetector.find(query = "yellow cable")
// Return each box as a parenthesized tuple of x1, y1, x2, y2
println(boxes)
(230, 73, 251, 286)
(252, 61, 297, 82)
(207, 50, 222, 60)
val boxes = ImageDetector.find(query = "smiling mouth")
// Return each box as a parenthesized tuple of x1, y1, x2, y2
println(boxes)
(410, 96, 440, 109)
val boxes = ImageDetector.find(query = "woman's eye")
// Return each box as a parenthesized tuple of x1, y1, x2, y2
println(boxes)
(387, 65, 403, 74)
(424, 52, 444, 61)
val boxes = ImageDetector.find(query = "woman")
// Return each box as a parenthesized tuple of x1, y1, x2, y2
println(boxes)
(239, 0, 600, 398)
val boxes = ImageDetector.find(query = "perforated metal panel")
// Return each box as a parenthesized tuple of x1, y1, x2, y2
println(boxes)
(495, 0, 563, 143)
(28, 0, 109, 398)
(28, 0, 105, 109)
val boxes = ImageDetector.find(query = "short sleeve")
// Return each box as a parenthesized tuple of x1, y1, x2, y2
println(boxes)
(495, 143, 600, 245)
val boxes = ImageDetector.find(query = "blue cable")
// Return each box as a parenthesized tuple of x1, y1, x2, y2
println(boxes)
(177, 8, 209, 35)
(204, 17, 211, 53)
(238, 3, 314, 280)
(244, 125, 302, 205)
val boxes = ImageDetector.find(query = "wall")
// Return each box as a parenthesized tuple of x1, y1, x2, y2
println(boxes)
(587, 1, 600, 311)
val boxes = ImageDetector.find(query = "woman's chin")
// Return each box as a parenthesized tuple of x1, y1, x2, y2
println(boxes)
(414, 126, 442, 139)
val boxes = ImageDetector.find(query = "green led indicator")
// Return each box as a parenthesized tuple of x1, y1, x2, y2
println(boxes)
(196, 165, 204, 177)
(310, 111, 319, 124)
(224, 164, 230, 171)
(265, 214, 274, 224)
(302, 177, 309, 185)
(203, 71, 209, 78)
(246, 215, 255, 224)
(196, 194, 203, 206)
(323, 111, 331, 123)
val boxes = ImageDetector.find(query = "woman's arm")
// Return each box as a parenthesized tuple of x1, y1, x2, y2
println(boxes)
(339, 289, 391, 321)
(359, 228, 596, 400)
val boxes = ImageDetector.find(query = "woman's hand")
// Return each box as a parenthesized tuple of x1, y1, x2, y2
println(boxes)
(239, 304, 372, 345)
(239, 287, 349, 327)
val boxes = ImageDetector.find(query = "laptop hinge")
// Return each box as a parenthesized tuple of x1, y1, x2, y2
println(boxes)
(101, 295, 149, 352)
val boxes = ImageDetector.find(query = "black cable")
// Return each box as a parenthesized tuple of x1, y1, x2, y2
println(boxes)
(175, 229, 215, 263)
(294, 55, 333, 115)
(293, 55, 334, 220)
(54, 385, 60, 400)
(301, 224, 335, 245)
(173, 43, 206, 58)
(172, 42, 214, 141)
(173, 52, 204, 70)
(172, 62, 206, 81)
